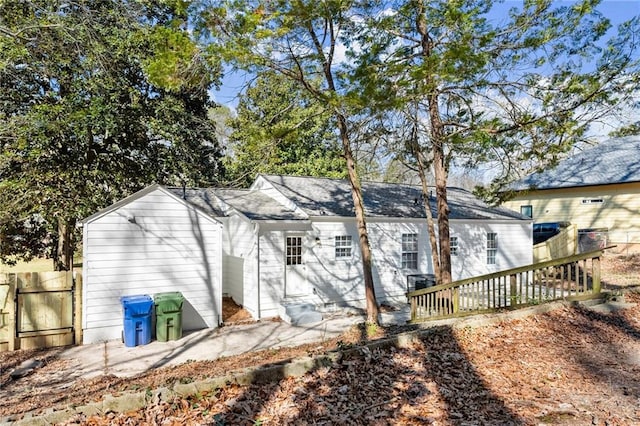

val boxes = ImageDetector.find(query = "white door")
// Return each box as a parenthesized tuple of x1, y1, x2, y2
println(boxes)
(285, 234, 307, 297)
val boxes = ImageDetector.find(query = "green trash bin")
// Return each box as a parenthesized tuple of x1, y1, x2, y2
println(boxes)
(154, 292, 184, 342)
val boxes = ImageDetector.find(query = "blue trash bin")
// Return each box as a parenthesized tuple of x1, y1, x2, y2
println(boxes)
(120, 295, 153, 347)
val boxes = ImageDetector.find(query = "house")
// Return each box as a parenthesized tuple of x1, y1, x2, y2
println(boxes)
(223, 175, 532, 320)
(81, 174, 531, 342)
(502, 135, 640, 252)
(80, 185, 223, 344)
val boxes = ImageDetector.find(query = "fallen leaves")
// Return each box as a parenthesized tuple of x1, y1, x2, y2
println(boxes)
(60, 292, 640, 425)
(2, 254, 640, 425)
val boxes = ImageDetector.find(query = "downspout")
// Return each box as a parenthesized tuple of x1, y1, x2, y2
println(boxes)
(218, 220, 223, 326)
(78, 221, 88, 339)
(255, 221, 261, 320)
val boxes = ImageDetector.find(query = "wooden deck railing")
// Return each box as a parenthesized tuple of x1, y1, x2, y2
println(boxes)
(408, 249, 604, 323)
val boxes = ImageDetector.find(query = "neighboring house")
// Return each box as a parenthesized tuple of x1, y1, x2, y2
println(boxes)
(81, 174, 531, 342)
(502, 135, 640, 251)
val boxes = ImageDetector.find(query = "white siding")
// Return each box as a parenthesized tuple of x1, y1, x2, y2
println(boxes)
(249, 217, 532, 317)
(253, 220, 431, 314)
(369, 220, 434, 301)
(221, 214, 259, 317)
(450, 220, 532, 279)
(258, 230, 285, 318)
(304, 220, 424, 306)
(82, 189, 222, 344)
(306, 221, 366, 306)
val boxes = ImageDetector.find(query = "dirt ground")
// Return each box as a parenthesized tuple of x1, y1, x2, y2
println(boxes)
(1, 253, 640, 425)
(221, 297, 255, 324)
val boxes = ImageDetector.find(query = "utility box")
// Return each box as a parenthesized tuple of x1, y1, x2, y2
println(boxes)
(154, 292, 185, 342)
(406, 274, 436, 292)
(120, 295, 153, 347)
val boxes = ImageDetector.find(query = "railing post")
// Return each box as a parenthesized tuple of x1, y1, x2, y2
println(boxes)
(509, 274, 517, 306)
(406, 250, 608, 323)
(582, 259, 588, 294)
(484, 279, 488, 308)
(6, 274, 17, 351)
(592, 256, 601, 294)
(410, 295, 417, 322)
(452, 287, 459, 314)
(73, 271, 83, 345)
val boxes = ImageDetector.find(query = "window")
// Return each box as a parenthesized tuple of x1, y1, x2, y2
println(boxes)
(401, 233, 418, 269)
(520, 205, 533, 218)
(450, 236, 459, 256)
(286, 236, 302, 265)
(581, 198, 604, 205)
(335, 235, 352, 258)
(487, 232, 498, 265)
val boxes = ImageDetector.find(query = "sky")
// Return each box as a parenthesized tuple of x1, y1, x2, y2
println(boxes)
(209, 0, 640, 110)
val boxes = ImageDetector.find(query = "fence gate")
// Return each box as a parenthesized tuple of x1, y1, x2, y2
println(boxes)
(1, 271, 82, 352)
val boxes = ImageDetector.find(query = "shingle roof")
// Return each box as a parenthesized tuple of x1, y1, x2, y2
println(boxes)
(213, 189, 307, 221)
(261, 175, 526, 221)
(167, 187, 307, 221)
(167, 187, 226, 217)
(509, 135, 640, 191)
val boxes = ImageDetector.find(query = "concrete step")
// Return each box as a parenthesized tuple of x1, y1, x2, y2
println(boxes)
(278, 303, 323, 326)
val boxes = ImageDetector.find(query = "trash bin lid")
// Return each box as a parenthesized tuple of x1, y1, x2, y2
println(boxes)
(154, 291, 184, 313)
(120, 294, 153, 316)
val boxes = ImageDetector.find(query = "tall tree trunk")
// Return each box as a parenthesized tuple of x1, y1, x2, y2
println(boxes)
(311, 18, 380, 326)
(409, 116, 441, 281)
(429, 114, 452, 284)
(416, 1, 452, 284)
(301, 16, 380, 325)
(53, 218, 74, 271)
(336, 113, 380, 325)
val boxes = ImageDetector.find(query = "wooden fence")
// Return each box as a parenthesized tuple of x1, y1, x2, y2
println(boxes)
(533, 224, 577, 262)
(0, 271, 82, 352)
(408, 249, 603, 323)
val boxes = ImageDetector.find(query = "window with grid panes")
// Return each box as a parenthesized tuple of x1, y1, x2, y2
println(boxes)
(487, 232, 498, 265)
(450, 236, 459, 256)
(286, 236, 302, 265)
(335, 235, 352, 258)
(401, 233, 418, 269)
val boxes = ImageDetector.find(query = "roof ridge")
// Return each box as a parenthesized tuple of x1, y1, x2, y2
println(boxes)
(261, 173, 470, 191)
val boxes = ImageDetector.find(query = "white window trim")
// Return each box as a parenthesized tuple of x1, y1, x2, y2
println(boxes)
(487, 232, 498, 265)
(401, 233, 419, 270)
(450, 236, 459, 256)
(286, 235, 303, 266)
(335, 235, 353, 259)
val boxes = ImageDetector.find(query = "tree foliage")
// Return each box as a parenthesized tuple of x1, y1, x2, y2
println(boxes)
(0, 0, 223, 269)
(225, 71, 346, 186)
(610, 121, 640, 137)
(203, 0, 382, 324)
(349, 0, 640, 282)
